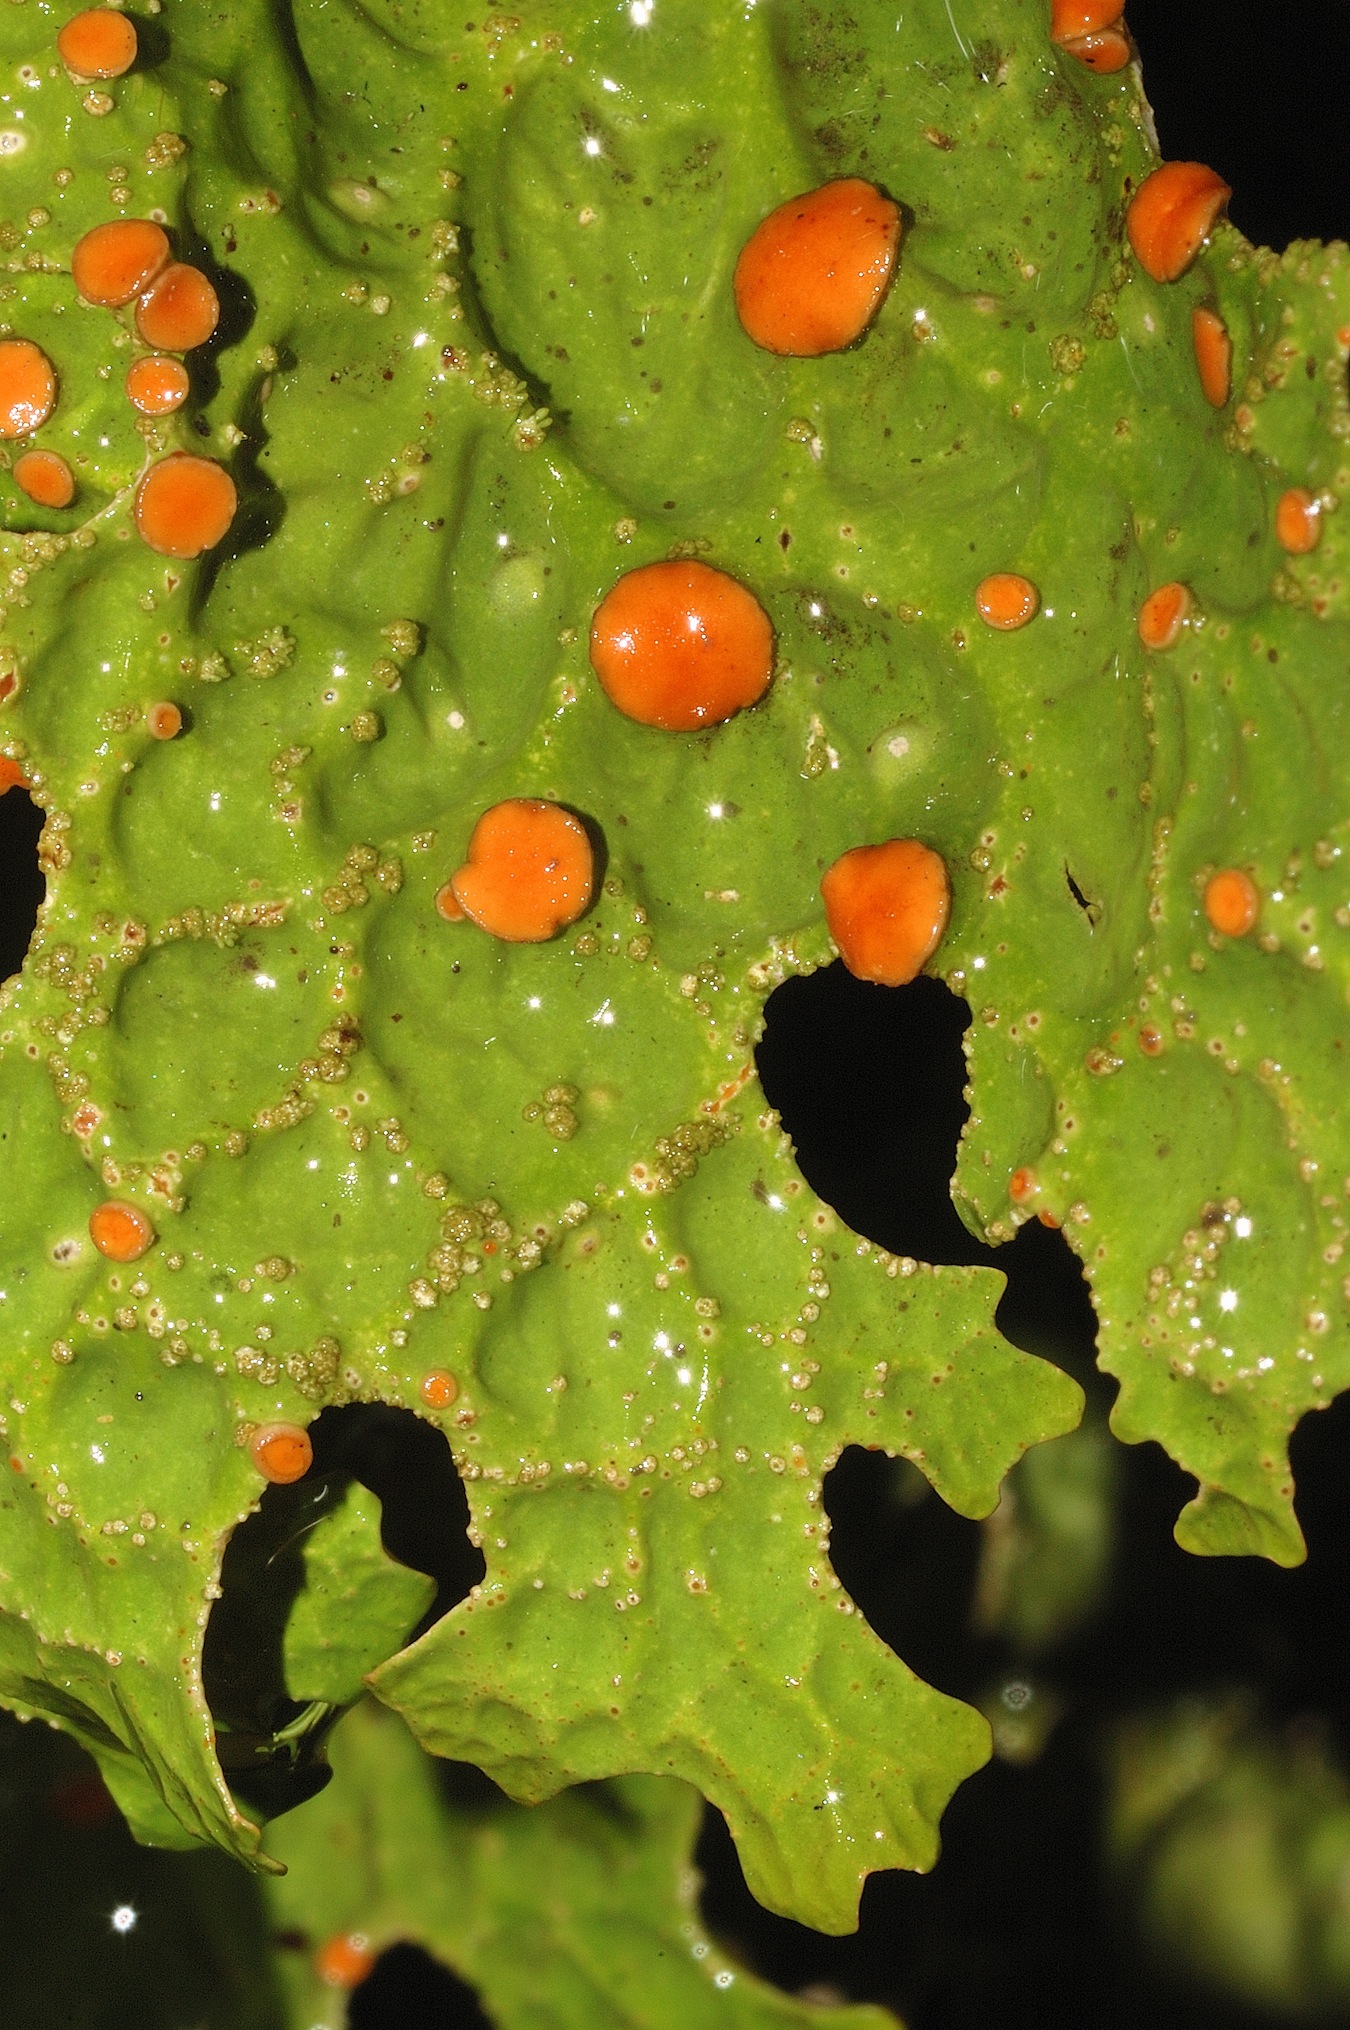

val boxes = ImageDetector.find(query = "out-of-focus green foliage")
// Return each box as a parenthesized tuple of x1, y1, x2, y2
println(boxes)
(1108, 1701, 1350, 2017)
(974, 1413, 1119, 1658)
(268, 1699, 899, 2028)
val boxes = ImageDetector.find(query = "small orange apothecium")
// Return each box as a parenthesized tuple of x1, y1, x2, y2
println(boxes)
(590, 559, 774, 731)
(250, 1422, 313, 1486)
(71, 219, 170, 307)
(135, 454, 237, 558)
(146, 701, 182, 739)
(13, 449, 74, 508)
(0, 758, 26, 795)
(976, 573, 1039, 631)
(420, 1369, 459, 1409)
(125, 354, 190, 416)
(821, 838, 951, 987)
(0, 340, 57, 438)
(1064, 29, 1130, 71)
(56, 7, 137, 77)
(1049, 0, 1123, 40)
(449, 799, 594, 944)
(1275, 487, 1321, 555)
(1191, 306, 1232, 408)
(135, 264, 221, 352)
(734, 177, 902, 356)
(1127, 162, 1231, 283)
(1204, 868, 1260, 938)
(89, 1199, 154, 1262)
(316, 1932, 376, 1990)
(1138, 581, 1192, 651)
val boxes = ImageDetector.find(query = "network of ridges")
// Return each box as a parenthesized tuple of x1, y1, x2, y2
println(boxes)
(950, 223, 1350, 1564)
(0, 0, 1342, 1936)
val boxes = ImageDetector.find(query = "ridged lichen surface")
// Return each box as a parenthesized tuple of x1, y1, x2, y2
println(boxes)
(0, 0, 1346, 1937)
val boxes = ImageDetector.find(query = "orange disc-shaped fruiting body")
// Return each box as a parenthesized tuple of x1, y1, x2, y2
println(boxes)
(433, 881, 465, 922)
(1204, 868, 1260, 938)
(0, 757, 27, 795)
(450, 799, 594, 944)
(134, 453, 237, 557)
(1126, 162, 1231, 283)
(821, 838, 951, 988)
(125, 354, 190, 415)
(89, 1199, 154, 1262)
(420, 1368, 459, 1410)
(147, 701, 182, 739)
(1061, 27, 1130, 71)
(1009, 1166, 1038, 1205)
(57, 7, 137, 76)
(733, 177, 901, 357)
(251, 1422, 313, 1486)
(13, 449, 74, 508)
(1138, 581, 1192, 651)
(0, 340, 57, 438)
(1275, 487, 1321, 555)
(71, 218, 170, 307)
(316, 1932, 376, 1990)
(976, 572, 1039, 630)
(1192, 306, 1231, 407)
(1049, 0, 1123, 41)
(589, 559, 774, 731)
(135, 264, 220, 352)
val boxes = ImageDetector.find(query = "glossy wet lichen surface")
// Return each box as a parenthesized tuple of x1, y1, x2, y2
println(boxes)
(0, 0, 1346, 1936)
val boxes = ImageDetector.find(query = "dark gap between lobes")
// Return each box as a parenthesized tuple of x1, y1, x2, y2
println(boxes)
(349, 1943, 494, 2029)
(0, 787, 44, 983)
(203, 1403, 484, 1820)
(754, 963, 1099, 1379)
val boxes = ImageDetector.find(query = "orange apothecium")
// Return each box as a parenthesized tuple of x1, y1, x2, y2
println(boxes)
(1138, 582, 1192, 651)
(590, 560, 773, 731)
(57, 7, 137, 76)
(89, 1199, 155, 1262)
(135, 454, 237, 557)
(13, 449, 74, 507)
(448, 799, 594, 944)
(734, 177, 901, 356)
(125, 355, 191, 415)
(1191, 306, 1232, 407)
(1204, 868, 1260, 938)
(821, 838, 952, 987)
(976, 573, 1039, 630)
(250, 1423, 313, 1485)
(72, 219, 170, 307)
(1127, 162, 1231, 283)
(135, 264, 220, 352)
(0, 340, 57, 438)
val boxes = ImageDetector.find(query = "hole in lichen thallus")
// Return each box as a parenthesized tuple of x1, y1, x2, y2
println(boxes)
(348, 1943, 494, 2030)
(755, 963, 1099, 1381)
(203, 1404, 483, 1821)
(0, 785, 44, 982)
(824, 1447, 982, 1700)
(756, 966, 989, 1266)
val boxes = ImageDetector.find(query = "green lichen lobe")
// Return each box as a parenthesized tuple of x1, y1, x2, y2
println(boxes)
(0, 0, 1345, 1934)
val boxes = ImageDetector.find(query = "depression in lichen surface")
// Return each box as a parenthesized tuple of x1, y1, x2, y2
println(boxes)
(0, 0, 1346, 1948)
